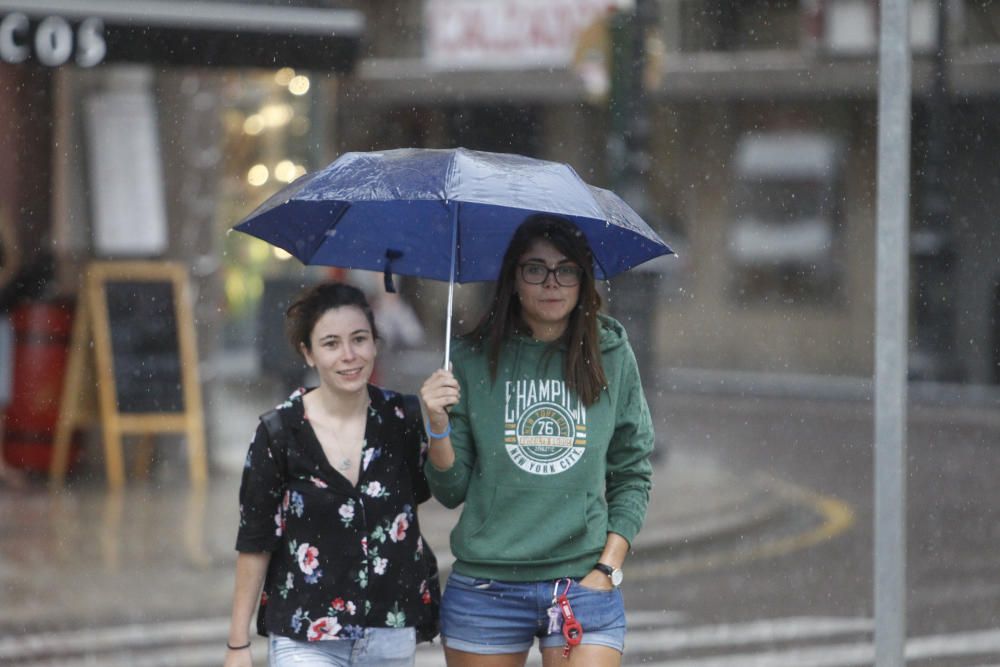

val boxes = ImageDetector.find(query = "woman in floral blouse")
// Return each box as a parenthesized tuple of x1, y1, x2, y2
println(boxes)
(224, 282, 436, 667)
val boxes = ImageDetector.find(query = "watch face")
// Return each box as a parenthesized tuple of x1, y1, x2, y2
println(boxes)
(610, 569, 624, 586)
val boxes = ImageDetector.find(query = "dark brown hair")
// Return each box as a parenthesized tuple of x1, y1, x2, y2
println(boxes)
(285, 282, 378, 357)
(467, 215, 607, 406)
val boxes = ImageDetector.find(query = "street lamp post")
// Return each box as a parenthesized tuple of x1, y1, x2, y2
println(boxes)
(607, 0, 661, 417)
(608, 0, 655, 219)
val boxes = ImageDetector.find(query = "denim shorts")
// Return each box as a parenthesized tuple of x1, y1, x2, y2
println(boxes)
(269, 627, 416, 666)
(440, 572, 626, 655)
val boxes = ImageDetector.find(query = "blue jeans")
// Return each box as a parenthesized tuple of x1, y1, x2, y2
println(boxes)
(440, 572, 626, 655)
(269, 628, 416, 666)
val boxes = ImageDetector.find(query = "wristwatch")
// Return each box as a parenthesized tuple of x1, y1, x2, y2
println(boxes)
(594, 562, 623, 587)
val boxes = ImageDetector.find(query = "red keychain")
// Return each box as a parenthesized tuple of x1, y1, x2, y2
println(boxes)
(553, 579, 583, 658)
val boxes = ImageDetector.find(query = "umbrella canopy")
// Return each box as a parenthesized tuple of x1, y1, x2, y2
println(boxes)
(233, 147, 672, 284)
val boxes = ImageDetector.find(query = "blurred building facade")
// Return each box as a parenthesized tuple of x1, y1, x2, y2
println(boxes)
(341, 0, 1000, 387)
(1, 0, 998, 402)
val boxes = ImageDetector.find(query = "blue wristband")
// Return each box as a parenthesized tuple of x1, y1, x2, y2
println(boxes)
(425, 420, 451, 439)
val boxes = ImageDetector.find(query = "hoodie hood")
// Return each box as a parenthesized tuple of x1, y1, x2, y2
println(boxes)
(597, 313, 629, 353)
(449, 314, 635, 435)
(501, 313, 628, 352)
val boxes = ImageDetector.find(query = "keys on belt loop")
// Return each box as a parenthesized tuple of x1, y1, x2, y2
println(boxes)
(548, 578, 583, 658)
(546, 580, 562, 634)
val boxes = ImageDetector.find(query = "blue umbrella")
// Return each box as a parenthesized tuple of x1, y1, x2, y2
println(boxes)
(233, 147, 673, 364)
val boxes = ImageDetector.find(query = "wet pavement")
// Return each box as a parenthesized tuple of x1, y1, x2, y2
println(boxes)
(4, 354, 994, 665)
(0, 440, 778, 630)
(0, 357, 791, 665)
(0, 456, 783, 666)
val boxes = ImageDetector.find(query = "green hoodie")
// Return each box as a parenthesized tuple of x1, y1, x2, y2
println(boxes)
(424, 314, 654, 582)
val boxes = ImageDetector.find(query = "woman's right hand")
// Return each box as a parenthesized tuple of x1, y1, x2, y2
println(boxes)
(420, 368, 460, 432)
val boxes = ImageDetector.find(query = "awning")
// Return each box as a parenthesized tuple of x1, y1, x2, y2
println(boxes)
(0, 0, 364, 71)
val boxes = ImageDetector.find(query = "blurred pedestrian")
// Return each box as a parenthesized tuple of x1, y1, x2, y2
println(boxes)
(420, 216, 654, 667)
(350, 270, 426, 352)
(224, 282, 438, 667)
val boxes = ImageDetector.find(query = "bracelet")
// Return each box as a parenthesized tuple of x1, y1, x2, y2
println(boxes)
(425, 420, 451, 439)
(226, 641, 251, 650)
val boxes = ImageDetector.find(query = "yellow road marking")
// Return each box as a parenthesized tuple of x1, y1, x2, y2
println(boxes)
(630, 476, 855, 579)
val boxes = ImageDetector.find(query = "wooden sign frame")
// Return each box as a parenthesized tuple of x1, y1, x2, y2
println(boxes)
(50, 261, 207, 488)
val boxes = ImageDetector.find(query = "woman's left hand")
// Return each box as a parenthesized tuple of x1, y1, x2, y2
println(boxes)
(577, 568, 614, 592)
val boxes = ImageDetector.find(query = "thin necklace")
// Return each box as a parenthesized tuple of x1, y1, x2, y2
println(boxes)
(306, 395, 368, 473)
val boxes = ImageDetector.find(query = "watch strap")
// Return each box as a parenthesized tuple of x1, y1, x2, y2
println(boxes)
(594, 562, 615, 578)
(594, 562, 622, 586)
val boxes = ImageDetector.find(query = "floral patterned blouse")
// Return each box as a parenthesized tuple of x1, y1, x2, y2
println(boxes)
(236, 385, 434, 642)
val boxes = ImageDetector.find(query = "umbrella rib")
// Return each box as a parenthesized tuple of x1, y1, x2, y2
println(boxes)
(301, 202, 351, 263)
(592, 252, 610, 281)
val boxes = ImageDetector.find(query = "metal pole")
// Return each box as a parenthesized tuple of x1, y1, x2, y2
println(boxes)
(443, 203, 459, 369)
(875, 0, 911, 665)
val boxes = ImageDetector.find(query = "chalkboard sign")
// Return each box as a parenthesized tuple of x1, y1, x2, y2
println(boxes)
(104, 280, 184, 413)
(50, 261, 207, 488)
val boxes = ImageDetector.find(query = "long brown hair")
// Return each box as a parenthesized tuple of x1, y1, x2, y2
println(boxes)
(467, 216, 607, 406)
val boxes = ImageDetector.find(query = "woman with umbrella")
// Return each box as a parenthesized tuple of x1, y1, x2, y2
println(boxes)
(224, 282, 437, 667)
(420, 215, 655, 666)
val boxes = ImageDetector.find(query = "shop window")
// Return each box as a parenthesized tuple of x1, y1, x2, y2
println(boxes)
(215, 68, 332, 349)
(727, 131, 845, 304)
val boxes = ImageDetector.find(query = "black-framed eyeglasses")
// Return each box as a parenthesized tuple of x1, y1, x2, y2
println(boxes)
(518, 263, 584, 287)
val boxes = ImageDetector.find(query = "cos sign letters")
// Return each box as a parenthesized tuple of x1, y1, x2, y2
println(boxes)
(0, 13, 105, 67)
(0, 1, 363, 71)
